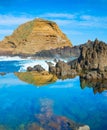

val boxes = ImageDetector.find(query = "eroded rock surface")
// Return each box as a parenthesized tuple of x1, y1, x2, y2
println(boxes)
(49, 60, 77, 78)
(0, 18, 72, 55)
(49, 39, 107, 81)
(69, 39, 107, 72)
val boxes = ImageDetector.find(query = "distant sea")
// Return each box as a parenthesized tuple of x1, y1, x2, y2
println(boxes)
(0, 56, 107, 130)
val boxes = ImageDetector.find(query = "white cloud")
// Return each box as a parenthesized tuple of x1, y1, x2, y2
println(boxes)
(40, 13, 75, 19)
(80, 15, 107, 28)
(0, 14, 33, 25)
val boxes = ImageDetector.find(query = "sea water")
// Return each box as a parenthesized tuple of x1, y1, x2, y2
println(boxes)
(0, 57, 107, 130)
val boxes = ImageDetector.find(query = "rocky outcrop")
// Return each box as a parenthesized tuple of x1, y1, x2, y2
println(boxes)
(49, 60, 77, 78)
(35, 46, 80, 58)
(49, 39, 107, 80)
(67, 39, 107, 80)
(0, 18, 72, 55)
(69, 39, 107, 72)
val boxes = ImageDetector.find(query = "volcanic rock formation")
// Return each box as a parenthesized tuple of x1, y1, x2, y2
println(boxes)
(0, 18, 72, 55)
(49, 39, 107, 80)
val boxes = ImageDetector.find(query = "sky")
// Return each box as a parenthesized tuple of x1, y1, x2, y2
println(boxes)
(0, 0, 107, 45)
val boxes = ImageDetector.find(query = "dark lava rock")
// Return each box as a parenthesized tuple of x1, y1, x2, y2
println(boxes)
(35, 46, 80, 58)
(33, 65, 45, 72)
(67, 39, 107, 80)
(69, 39, 107, 72)
(27, 66, 33, 71)
(49, 60, 77, 78)
(27, 65, 45, 72)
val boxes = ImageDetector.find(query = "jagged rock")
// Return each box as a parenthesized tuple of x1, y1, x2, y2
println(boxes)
(46, 39, 107, 80)
(68, 39, 107, 72)
(0, 18, 72, 55)
(67, 39, 107, 80)
(78, 39, 107, 72)
(49, 60, 77, 78)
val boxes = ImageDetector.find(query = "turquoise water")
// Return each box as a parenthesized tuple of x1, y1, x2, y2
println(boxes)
(0, 60, 107, 130)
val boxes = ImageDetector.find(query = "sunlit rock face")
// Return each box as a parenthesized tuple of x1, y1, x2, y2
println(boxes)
(69, 39, 107, 72)
(0, 18, 72, 55)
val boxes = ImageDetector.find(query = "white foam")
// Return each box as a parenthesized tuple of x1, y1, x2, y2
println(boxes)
(0, 56, 32, 61)
(19, 60, 55, 72)
(0, 56, 57, 72)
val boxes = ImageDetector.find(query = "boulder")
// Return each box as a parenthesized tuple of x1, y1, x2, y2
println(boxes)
(27, 66, 33, 71)
(27, 65, 45, 72)
(33, 65, 45, 72)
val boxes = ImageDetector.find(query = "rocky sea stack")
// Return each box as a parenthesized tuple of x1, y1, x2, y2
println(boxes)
(0, 18, 72, 56)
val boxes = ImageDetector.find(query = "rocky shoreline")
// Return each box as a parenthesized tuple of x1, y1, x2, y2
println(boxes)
(49, 39, 107, 80)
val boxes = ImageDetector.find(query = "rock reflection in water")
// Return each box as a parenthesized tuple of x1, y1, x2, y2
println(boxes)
(80, 77, 107, 94)
(15, 71, 57, 86)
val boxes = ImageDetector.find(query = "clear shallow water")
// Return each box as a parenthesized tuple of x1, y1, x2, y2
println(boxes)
(0, 59, 107, 130)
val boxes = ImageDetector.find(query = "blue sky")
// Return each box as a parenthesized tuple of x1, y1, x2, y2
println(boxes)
(0, 0, 107, 45)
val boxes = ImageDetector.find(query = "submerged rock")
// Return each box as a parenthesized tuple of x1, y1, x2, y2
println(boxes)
(78, 125, 90, 130)
(34, 98, 90, 130)
(26, 123, 44, 130)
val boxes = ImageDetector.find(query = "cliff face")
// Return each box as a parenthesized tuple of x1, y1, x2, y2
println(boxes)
(0, 18, 72, 55)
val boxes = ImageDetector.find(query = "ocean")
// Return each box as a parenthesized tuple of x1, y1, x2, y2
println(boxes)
(0, 57, 107, 130)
